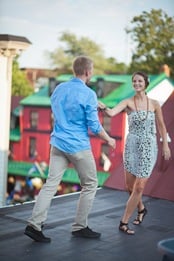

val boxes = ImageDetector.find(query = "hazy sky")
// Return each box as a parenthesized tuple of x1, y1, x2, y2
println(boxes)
(0, 0, 173, 68)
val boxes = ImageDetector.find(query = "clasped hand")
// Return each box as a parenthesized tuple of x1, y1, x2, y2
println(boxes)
(98, 101, 106, 110)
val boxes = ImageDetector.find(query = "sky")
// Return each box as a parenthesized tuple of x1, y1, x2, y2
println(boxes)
(0, 0, 173, 69)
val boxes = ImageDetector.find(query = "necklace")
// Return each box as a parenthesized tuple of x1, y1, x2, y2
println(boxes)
(134, 95, 149, 121)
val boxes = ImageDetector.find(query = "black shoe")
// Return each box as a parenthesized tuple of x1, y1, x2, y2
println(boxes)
(24, 225, 51, 243)
(72, 226, 101, 238)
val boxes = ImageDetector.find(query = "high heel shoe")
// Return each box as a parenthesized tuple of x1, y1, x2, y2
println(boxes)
(119, 221, 135, 235)
(133, 208, 147, 225)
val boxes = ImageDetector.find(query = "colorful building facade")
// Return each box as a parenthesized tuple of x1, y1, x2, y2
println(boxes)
(8, 73, 174, 203)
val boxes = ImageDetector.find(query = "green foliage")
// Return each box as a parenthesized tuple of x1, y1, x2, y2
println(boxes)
(12, 59, 33, 96)
(45, 31, 128, 74)
(126, 9, 174, 78)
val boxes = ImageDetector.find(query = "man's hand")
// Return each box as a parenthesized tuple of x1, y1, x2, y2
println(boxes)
(108, 137, 116, 149)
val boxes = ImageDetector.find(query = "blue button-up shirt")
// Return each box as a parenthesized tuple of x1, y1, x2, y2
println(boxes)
(50, 77, 102, 153)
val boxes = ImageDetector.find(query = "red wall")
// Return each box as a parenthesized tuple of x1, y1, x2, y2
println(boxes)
(21, 132, 51, 162)
(92, 111, 126, 172)
(12, 106, 52, 163)
(11, 105, 126, 183)
(22, 107, 51, 130)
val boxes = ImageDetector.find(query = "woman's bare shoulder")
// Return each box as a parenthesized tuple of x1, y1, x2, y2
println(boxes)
(121, 97, 135, 112)
(149, 98, 160, 111)
(150, 98, 160, 106)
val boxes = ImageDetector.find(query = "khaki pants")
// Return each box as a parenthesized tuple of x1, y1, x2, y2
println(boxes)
(28, 146, 98, 231)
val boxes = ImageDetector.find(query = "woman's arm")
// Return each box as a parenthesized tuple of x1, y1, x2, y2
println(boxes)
(154, 100, 171, 160)
(98, 99, 129, 117)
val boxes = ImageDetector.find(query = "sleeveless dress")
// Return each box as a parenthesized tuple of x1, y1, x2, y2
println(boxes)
(123, 111, 158, 178)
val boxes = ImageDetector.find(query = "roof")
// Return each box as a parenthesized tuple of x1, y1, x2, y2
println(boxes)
(19, 73, 172, 108)
(0, 34, 31, 44)
(20, 86, 51, 106)
(0, 187, 174, 261)
(99, 73, 173, 107)
(56, 74, 73, 82)
(56, 74, 129, 84)
(11, 96, 24, 112)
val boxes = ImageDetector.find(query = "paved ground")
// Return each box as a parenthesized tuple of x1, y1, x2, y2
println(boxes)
(0, 187, 174, 261)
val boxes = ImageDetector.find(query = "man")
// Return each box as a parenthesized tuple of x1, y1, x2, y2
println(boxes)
(24, 56, 116, 242)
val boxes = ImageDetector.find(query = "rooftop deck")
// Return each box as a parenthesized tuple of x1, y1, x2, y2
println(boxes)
(0, 187, 174, 261)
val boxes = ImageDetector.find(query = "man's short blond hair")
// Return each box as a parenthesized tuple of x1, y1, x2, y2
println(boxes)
(72, 56, 93, 76)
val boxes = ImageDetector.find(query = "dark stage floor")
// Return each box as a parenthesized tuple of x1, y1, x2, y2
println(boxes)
(0, 187, 174, 261)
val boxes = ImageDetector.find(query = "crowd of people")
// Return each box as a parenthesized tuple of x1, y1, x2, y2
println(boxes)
(6, 176, 81, 205)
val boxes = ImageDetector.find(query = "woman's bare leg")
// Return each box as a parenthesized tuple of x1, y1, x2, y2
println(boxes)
(125, 171, 145, 211)
(121, 177, 148, 224)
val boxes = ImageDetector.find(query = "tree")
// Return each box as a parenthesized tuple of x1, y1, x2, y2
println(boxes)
(12, 59, 33, 96)
(126, 9, 174, 78)
(45, 31, 128, 74)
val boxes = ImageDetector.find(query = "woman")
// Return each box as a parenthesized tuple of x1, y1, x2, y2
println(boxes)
(98, 71, 171, 235)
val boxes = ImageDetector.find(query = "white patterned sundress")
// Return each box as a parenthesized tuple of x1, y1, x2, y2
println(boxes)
(123, 111, 158, 178)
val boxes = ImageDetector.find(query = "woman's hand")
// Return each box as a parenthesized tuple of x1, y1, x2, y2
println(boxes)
(162, 146, 171, 160)
(98, 101, 107, 110)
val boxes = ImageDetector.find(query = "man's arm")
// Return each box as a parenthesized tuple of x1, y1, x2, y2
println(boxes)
(97, 127, 116, 149)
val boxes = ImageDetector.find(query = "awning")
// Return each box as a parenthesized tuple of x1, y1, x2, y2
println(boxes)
(12, 105, 23, 116)
(8, 161, 110, 186)
(10, 127, 21, 141)
(62, 168, 110, 186)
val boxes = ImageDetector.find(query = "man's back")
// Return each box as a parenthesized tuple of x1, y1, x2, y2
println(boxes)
(50, 77, 101, 153)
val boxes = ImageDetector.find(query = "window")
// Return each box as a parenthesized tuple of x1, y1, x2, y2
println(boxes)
(30, 111, 38, 129)
(29, 137, 36, 158)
